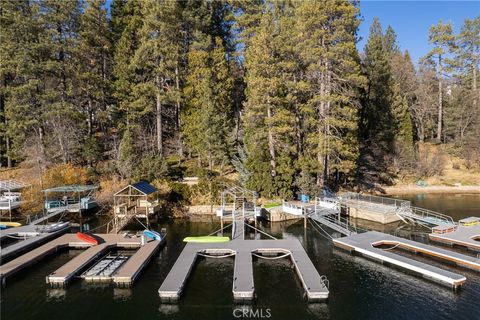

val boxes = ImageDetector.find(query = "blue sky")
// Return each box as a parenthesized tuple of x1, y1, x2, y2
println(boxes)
(104, 0, 478, 64)
(357, 1, 480, 63)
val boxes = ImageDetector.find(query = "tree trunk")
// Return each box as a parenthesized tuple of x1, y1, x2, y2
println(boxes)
(317, 69, 325, 186)
(324, 63, 331, 183)
(266, 103, 276, 177)
(473, 61, 477, 109)
(87, 98, 93, 136)
(156, 84, 163, 157)
(436, 55, 443, 142)
(6, 136, 11, 168)
(175, 65, 184, 157)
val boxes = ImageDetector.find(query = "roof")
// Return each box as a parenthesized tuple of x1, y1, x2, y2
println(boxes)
(0, 180, 29, 191)
(131, 181, 157, 195)
(43, 185, 97, 193)
(114, 181, 157, 196)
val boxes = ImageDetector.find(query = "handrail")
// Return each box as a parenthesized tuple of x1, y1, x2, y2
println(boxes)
(340, 192, 411, 209)
(398, 206, 454, 226)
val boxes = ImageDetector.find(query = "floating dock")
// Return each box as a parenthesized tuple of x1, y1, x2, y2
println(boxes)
(0, 223, 70, 261)
(0, 233, 165, 287)
(333, 231, 480, 289)
(429, 222, 480, 251)
(158, 238, 329, 303)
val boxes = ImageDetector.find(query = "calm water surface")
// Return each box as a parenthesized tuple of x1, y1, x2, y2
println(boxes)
(1, 194, 479, 320)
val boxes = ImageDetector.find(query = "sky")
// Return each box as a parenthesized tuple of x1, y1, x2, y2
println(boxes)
(357, 1, 480, 64)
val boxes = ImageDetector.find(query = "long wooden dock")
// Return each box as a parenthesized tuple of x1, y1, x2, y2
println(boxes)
(0, 233, 164, 287)
(429, 223, 480, 251)
(333, 231, 480, 289)
(158, 239, 329, 303)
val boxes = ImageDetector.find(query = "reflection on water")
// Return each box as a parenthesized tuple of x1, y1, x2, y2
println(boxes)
(1, 194, 479, 320)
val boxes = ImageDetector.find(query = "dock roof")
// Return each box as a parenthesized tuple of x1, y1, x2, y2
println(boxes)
(42, 185, 97, 193)
(0, 180, 29, 191)
(114, 181, 157, 196)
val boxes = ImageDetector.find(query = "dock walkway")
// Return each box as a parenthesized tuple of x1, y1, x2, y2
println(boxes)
(113, 238, 164, 286)
(333, 231, 480, 288)
(158, 239, 328, 303)
(429, 224, 480, 251)
(1, 233, 163, 287)
(47, 243, 113, 286)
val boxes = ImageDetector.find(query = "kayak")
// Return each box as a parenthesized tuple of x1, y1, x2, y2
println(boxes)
(0, 225, 7, 230)
(183, 236, 230, 243)
(0, 221, 22, 228)
(143, 229, 162, 241)
(76, 232, 98, 245)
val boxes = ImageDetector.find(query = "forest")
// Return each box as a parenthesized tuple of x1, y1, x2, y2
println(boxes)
(1, 0, 479, 200)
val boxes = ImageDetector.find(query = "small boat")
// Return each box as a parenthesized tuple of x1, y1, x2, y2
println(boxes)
(0, 225, 8, 230)
(76, 232, 98, 245)
(143, 229, 163, 241)
(37, 221, 70, 233)
(183, 236, 230, 243)
(0, 221, 22, 228)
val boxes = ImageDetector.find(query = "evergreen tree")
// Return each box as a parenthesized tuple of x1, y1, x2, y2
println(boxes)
(182, 34, 233, 172)
(0, 0, 40, 166)
(76, 0, 111, 164)
(425, 20, 455, 142)
(296, 0, 365, 187)
(131, 0, 181, 156)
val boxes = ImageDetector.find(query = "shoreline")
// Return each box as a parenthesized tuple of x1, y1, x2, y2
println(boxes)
(381, 185, 480, 195)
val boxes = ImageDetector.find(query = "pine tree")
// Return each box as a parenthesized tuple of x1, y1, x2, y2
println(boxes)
(131, 0, 181, 156)
(384, 27, 415, 162)
(0, 0, 40, 166)
(296, 0, 365, 187)
(182, 34, 233, 172)
(242, 8, 293, 197)
(112, 0, 143, 128)
(426, 20, 455, 142)
(76, 0, 111, 164)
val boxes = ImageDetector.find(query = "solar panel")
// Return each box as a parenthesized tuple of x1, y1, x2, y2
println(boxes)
(131, 181, 157, 195)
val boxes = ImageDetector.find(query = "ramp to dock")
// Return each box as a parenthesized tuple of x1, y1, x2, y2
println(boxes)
(158, 239, 329, 303)
(333, 231, 480, 288)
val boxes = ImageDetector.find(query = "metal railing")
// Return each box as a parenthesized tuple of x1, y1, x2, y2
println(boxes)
(282, 201, 305, 216)
(340, 192, 411, 209)
(397, 206, 454, 226)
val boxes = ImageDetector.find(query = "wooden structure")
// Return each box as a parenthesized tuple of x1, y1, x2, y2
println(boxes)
(43, 185, 98, 214)
(110, 181, 161, 233)
(0, 179, 29, 219)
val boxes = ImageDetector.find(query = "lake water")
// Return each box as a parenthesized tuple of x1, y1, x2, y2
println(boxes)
(1, 194, 479, 320)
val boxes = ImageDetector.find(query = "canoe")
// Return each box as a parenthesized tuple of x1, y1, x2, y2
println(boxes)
(76, 232, 98, 245)
(0, 221, 22, 227)
(183, 236, 230, 243)
(0, 225, 7, 230)
(143, 229, 162, 241)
